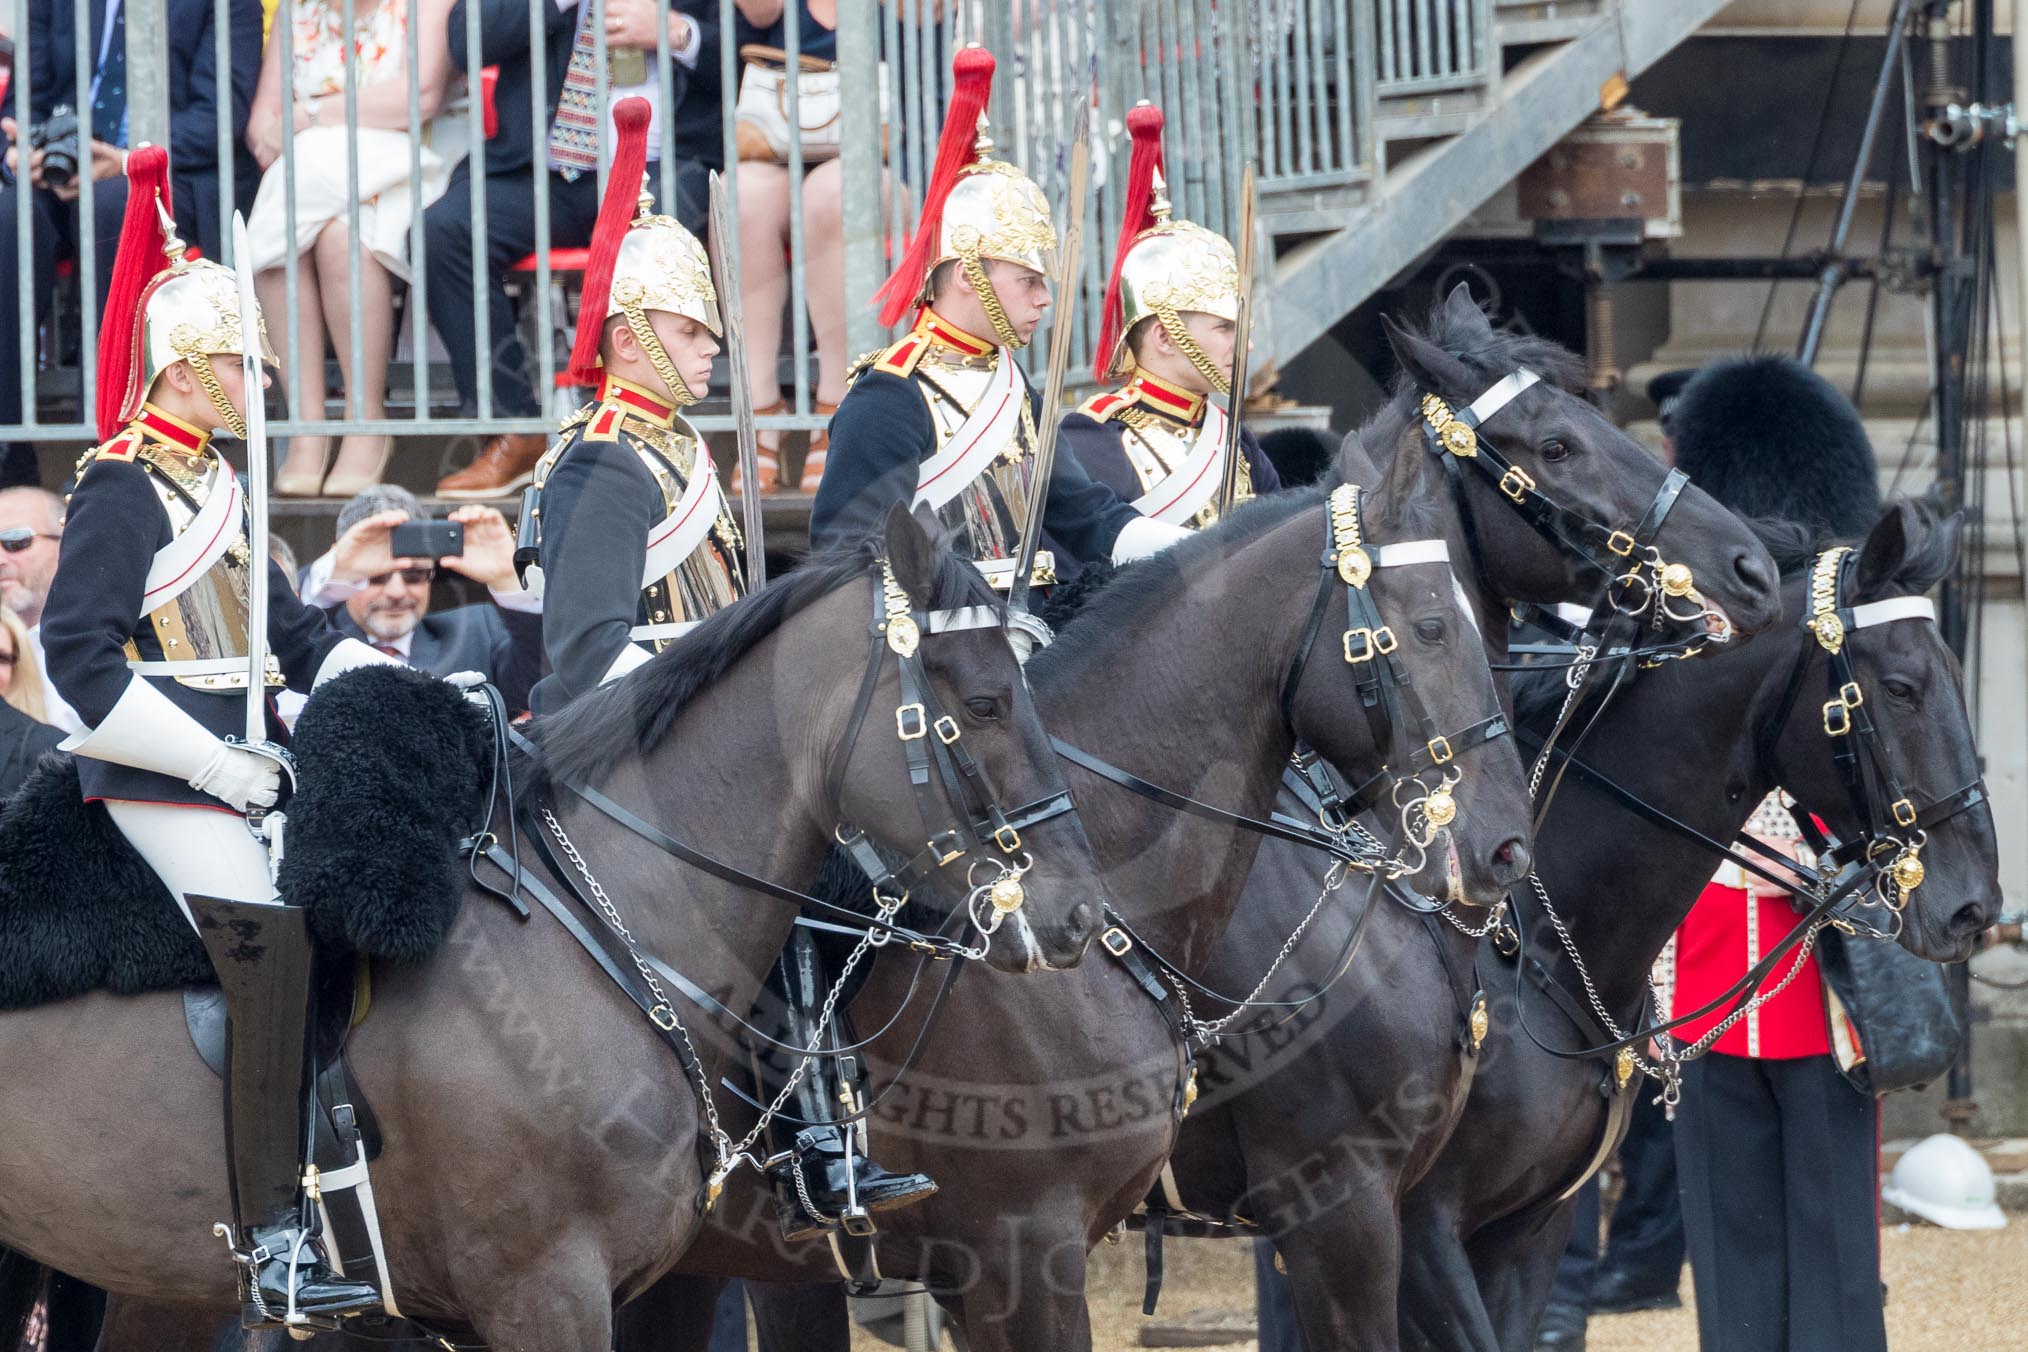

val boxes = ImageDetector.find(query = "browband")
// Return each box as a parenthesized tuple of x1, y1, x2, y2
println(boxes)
(1463, 368, 1542, 427)
(1372, 540, 1450, 568)
(1848, 596, 1936, 630)
(923, 605, 1004, 634)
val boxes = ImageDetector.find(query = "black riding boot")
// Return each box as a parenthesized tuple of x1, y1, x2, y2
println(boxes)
(764, 929, 936, 1242)
(187, 894, 382, 1330)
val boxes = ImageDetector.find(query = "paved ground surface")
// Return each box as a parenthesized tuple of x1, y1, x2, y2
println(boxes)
(843, 1222, 2028, 1350)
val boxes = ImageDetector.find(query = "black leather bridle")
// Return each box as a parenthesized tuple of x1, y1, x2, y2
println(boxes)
(1758, 545, 1989, 916)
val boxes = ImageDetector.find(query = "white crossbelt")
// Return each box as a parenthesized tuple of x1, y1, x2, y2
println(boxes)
(1130, 401, 1230, 525)
(911, 354, 1024, 514)
(140, 471, 242, 616)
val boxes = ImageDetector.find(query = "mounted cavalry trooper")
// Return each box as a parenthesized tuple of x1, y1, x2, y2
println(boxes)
(809, 46, 1191, 583)
(1062, 102, 1279, 528)
(518, 97, 746, 714)
(38, 147, 401, 1328)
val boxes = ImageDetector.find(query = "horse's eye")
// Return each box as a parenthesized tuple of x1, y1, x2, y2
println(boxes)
(1414, 619, 1447, 644)
(964, 696, 1001, 721)
(1884, 679, 1916, 702)
(1540, 439, 1570, 462)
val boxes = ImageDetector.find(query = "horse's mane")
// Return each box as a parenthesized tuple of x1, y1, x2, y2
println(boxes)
(532, 533, 995, 789)
(1387, 298, 1590, 402)
(1509, 496, 1960, 733)
(1026, 488, 1322, 684)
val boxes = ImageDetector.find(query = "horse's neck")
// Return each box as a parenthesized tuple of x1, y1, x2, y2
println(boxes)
(1529, 650, 1782, 1017)
(1041, 555, 1296, 975)
(547, 667, 834, 1040)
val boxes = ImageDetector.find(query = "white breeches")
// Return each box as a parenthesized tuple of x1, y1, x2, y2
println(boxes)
(103, 800, 279, 930)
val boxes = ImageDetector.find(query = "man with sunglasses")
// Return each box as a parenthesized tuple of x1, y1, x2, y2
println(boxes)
(296, 486, 544, 716)
(0, 486, 80, 731)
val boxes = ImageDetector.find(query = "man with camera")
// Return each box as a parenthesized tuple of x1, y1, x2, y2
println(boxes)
(0, 0, 264, 486)
(295, 486, 544, 716)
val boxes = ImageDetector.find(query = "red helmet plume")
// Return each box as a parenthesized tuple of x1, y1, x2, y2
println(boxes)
(871, 46, 997, 329)
(96, 145, 173, 439)
(1094, 103, 1165, 381)
(567, 97, 653, 386)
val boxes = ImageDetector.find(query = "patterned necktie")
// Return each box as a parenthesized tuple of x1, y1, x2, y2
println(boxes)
(546, 1, 602, 180)
(91, 0, 128, 147)
(372, 643, 406, 662)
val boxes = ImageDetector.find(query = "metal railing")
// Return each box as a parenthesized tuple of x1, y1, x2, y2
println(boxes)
(0, 0, 1522, 456)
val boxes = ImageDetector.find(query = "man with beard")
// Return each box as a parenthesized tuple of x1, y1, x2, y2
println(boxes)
(297, 485, 544, 715)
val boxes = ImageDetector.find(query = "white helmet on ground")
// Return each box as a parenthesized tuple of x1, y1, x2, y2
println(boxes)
(1882, 1133, 2006, 1230)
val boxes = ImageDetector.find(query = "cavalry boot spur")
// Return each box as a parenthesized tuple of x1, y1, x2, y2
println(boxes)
(241, 1223, 382, 1327)
(770, 1123, 938, 1243)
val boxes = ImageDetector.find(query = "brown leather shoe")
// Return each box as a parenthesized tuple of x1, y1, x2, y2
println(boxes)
(436, 433, 549, 499)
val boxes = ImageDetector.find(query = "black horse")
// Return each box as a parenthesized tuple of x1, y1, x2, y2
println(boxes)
(1395, 499, 2000, 1352)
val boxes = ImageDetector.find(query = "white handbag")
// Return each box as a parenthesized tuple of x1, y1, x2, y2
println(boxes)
(734, 44, 886, 163)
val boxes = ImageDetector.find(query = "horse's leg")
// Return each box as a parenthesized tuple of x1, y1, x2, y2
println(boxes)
(1396, 1198, 1500, 1352)
(949, 1231, 1093, 1352)
(1271, 1177, 1407, 1352)
(745, 1281, 849, 1352)
(90, 1298, 221, 1352)
(1467, 1207, 1578, 1352)
(614, 1272, 729, 1352)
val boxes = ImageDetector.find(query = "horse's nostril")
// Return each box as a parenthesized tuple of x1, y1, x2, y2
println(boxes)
(1735, 550, 1776, 592)
(1949, 901, 1991, 938)
(1067, 901, 1097, 942)
(1493, 838, 1531, 884)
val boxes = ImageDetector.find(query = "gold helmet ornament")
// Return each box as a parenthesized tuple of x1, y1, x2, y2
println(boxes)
(1094, 103, 1241, 391)
(871, 46, 1058, 348)
(567, 97, 721, 406)
(96, 143, 277, 442)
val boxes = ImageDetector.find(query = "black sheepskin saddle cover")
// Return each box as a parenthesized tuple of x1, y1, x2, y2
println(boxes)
(0, 665, 492, 1009)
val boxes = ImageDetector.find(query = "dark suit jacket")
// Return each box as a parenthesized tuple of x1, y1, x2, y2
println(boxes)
(0, 0, 263, 254)
(0, 701, 64, 802)
(451, 0, 723, 177)
(327, 603, 544, 717)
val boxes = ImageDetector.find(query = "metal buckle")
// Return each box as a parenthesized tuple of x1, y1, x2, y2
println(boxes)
(1839, 681, 1864, 710)
(1427, 736, 1454, 765)
(993, 824, 1022, 853)
(1607, 529, 1637, 557)
(1101, 927, 1133, 957)
(1822, 698, 1852, 737)
(1892, 798, 1918, 828)
(934, 715, 962, 745)
(1342, 625, 1398, 664)
(929, 830, 966, 866)
(1498, 466, 1537, 502)
(650, 1004, 680, 1031)
(896, 703, 928, 740)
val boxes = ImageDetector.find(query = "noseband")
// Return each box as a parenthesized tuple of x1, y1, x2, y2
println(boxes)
(1759, 546, 1990, 920)
(1279, 483, 1512, 876)
(1419, 369, 1711, 658)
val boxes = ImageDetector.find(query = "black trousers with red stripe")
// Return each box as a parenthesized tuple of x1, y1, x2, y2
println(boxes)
(1672, 1051, 1885, 1352)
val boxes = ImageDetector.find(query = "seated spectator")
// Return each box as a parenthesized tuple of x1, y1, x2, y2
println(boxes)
(0, 604, 61, 798)
(727, 0, 893, 495)
(297, 485, 543, 713)
(0, 485, 76, 731)
(429, 0, 722, 500)
(246, 0, 464, 498)
(0, 0, 263, 487)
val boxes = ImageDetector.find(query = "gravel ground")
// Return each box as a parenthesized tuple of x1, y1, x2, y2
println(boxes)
(846, 1222, 2028, 1350)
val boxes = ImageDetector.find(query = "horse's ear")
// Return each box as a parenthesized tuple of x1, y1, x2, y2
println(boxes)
(1381, 312, 1475, 399)
(1442, 281, 1494, 337)
(1853, 499, 1915, 598)
(884, 501, 942, 606)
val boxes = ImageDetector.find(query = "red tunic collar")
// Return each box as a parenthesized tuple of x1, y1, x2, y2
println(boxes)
(598, 373, 679, 427)
(1125, 370, 1207, 425)
(914, 308, 997, 358)
(134, 403, 212, 453)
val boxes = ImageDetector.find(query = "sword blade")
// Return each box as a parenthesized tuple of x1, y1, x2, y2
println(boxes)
(1008, 93, 1092, 615)
(231, 212, 269, 746)
(1213, 164, 1257, 521)
(707, 170, 768, 590)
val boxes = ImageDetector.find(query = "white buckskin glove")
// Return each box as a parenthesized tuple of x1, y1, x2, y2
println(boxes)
(444, 670, 488, 689)
(59, 676, 281, 813)
(1111, 515, 1193, 565)
(188, 744, 281, 813)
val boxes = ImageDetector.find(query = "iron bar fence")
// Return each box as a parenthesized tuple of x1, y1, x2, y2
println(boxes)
(0, 0, 1419, 453)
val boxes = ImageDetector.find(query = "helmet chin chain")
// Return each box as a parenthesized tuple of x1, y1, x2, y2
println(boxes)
(957, 251, 1026, 349)
(622, 306, 699, 407)
(1151, 304, 1231, 396)
(188, 352, 250, 442)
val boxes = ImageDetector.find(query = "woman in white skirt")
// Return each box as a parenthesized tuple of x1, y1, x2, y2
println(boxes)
(244, 0, 466, 497)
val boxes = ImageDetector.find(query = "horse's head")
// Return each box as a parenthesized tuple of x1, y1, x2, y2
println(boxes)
(817, 506, 1105, 972)
(1760, 499, 1999, 961)
(1380, 284, 1782, 643)
(1269, 440, 1535, 908)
